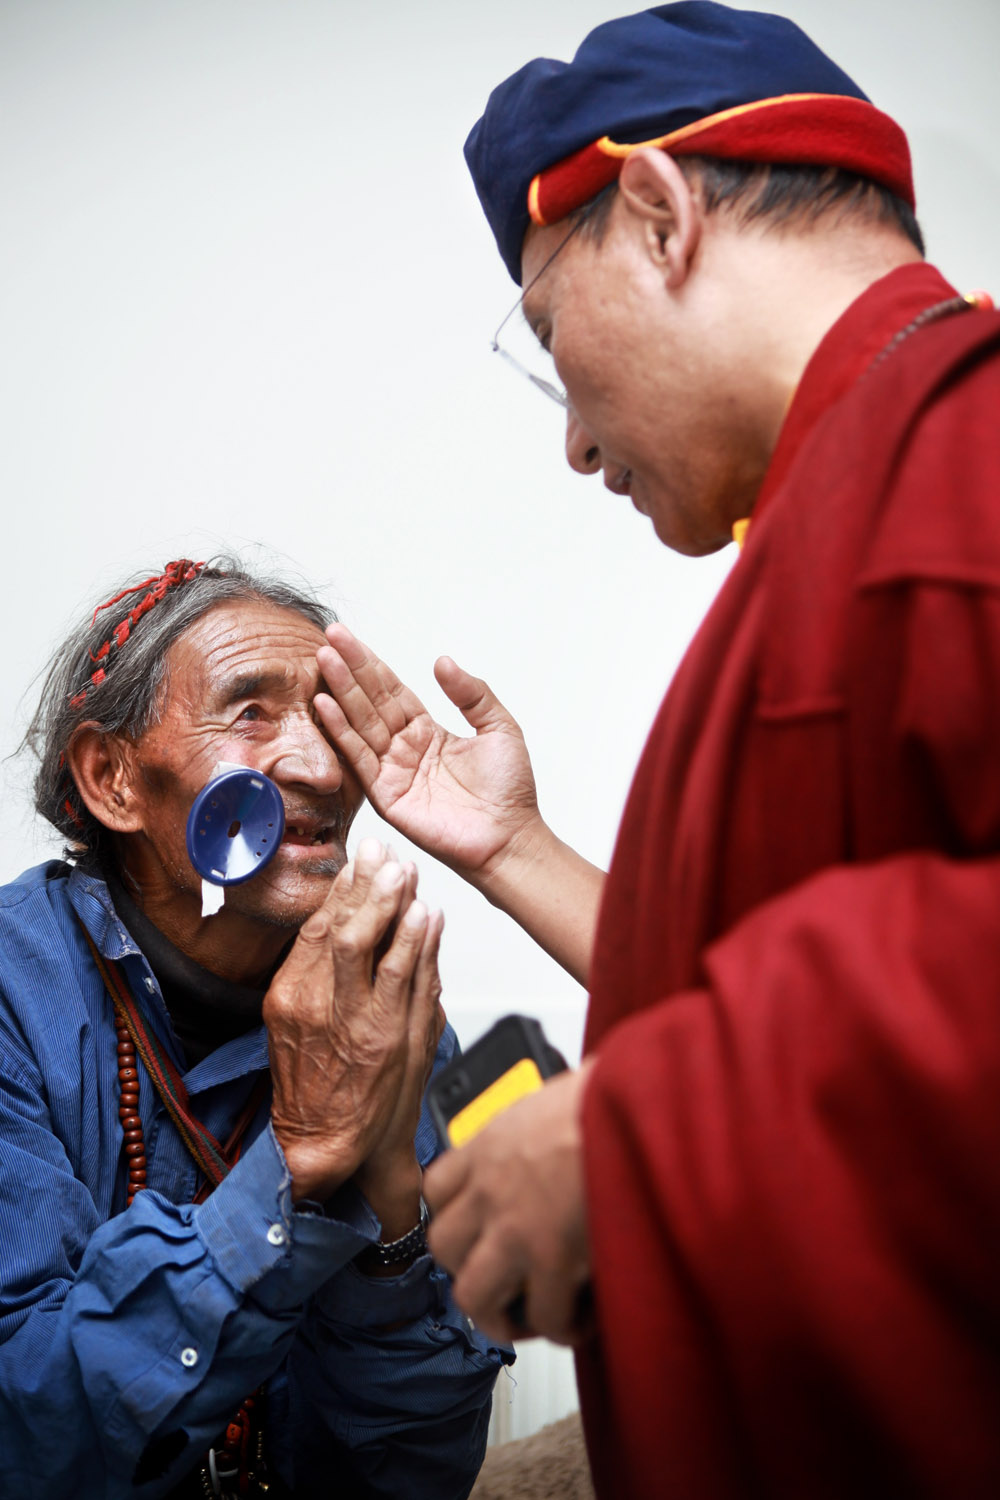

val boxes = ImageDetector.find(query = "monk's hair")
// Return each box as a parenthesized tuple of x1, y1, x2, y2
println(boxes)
(574, 157, 924, 256)
(27, 554, 335, 872)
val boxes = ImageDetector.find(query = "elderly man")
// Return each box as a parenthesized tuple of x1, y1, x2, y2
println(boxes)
(313, 4, 1000, 1497)
(0, 556, 505, 1499)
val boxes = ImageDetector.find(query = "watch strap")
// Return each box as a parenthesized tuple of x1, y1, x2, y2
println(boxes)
(361, 1196, 429, 1268)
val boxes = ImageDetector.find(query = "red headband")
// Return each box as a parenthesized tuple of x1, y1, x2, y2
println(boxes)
(68, 559, 205, 711)
(528, 94, 915, 229)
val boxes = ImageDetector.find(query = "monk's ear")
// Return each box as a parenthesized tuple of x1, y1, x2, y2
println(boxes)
(618, 148, 702, 290)
(65, 726, 144, 835)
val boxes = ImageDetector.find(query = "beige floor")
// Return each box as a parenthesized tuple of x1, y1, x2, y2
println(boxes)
(471, 1411, 596, 1500)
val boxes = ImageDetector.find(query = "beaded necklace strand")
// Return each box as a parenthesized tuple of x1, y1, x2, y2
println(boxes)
(91, 934, 271, 1500)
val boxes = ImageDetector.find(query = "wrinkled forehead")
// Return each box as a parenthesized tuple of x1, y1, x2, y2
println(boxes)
(159, 600, 327, 716)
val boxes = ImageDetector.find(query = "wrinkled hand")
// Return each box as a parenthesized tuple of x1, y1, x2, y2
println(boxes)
(354, 859, 446, 1209)
(424, 1065, 594, 1345)
(264, 838, 440, 1204)
(315, 624, 540, 883)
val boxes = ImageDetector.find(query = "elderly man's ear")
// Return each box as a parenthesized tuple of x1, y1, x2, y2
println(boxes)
(66, 727, 144, 834)
(617, 147, 702, 290)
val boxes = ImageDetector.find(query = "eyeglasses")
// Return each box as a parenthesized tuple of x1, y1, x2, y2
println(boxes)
(490, 212, 591, 409)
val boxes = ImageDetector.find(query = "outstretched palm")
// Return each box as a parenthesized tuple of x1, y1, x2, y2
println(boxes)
(315, 626, 540, 880)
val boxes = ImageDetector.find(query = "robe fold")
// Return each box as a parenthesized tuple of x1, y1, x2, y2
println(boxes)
(578, 263, 1000, 1498)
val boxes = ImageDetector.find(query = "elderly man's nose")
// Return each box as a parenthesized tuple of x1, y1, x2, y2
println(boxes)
(565, 409, 602, 476)
(274, 722, 343, 790)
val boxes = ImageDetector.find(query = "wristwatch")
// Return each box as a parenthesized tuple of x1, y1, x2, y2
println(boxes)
(363, 1196, 430, 1268)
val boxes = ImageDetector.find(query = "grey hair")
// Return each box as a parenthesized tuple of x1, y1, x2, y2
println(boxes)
(27, 554, 336, 871)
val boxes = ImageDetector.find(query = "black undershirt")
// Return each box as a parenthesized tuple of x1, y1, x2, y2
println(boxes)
(103, 867, 282, 1067)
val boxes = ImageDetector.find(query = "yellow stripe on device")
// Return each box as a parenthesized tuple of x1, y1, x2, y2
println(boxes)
(446, 1058, 545, 1146)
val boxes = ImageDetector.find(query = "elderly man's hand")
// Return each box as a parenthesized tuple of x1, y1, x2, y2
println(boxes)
(424, 1064, 594, 1345)
(264, 838, 440, 1206)
(353, 861, 446, 1234)
(315, 625, 540, 884)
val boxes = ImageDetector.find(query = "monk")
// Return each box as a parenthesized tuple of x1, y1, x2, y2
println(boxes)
(314, 4, 1000, 1495)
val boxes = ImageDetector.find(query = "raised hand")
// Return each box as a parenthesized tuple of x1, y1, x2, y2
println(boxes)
(264, 838, 439, 1206)
(316, 626, 607, 987)
(315, 625, 541, 884)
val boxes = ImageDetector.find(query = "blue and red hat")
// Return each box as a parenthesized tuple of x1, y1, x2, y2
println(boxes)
(465, 1, 914, 283)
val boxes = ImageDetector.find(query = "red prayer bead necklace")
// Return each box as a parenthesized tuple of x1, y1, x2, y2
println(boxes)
(116, 1021, 146, 1203)
(115, 1030, 267, 1497)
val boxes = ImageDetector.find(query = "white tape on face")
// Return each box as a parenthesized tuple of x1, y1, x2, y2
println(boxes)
(201, 878, 226, 918)
(197, 762, 247, 917)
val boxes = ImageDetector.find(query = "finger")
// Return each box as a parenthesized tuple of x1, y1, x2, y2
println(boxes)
(410, 909, 444, 1044)
(331, 837, 390, 918)
(431, 999, 447, 1062)
(355, 835, 391, 879)
(433, 657, 518, 736)
(419, 1005, 448, 1097)
(395, 860, 419, 923)
(317, 838, 398, 937)
(264, 890, 345, 1028)
(425, 1188, 485, 1281)
(320, 626, 427, 738)
(274, 865, 352, 979)
(372, 859, 417, 970)
(423, 1146, 471, 1222)
(405, 912, 444, 1086)
(371, 898, 429, 1011)
(450, 1231, 529, 1346)
(313, 691, 385, 793)
(414, 906, 443, 991)
(524, 1264, 589, 1347)
(331, 859, 407, 996)
(315, 650, 394, 747)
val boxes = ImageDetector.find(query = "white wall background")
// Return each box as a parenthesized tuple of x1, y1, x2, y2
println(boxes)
(2, 0, 999, 1447)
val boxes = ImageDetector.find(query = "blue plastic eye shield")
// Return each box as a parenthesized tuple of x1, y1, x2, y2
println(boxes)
(185, 768, 286, 886)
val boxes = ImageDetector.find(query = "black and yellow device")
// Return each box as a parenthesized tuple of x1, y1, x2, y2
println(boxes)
(428, 1014, 568, 1150)
(428, 1016, 590, 1338)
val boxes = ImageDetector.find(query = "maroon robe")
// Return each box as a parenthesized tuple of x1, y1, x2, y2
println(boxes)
(578, 264, 1000, 1498)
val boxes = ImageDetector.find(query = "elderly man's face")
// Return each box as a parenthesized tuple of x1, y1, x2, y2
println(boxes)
(122, 599, 363, 936)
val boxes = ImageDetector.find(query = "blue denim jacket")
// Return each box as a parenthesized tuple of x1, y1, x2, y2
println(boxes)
(0, 862, 507, 1498)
